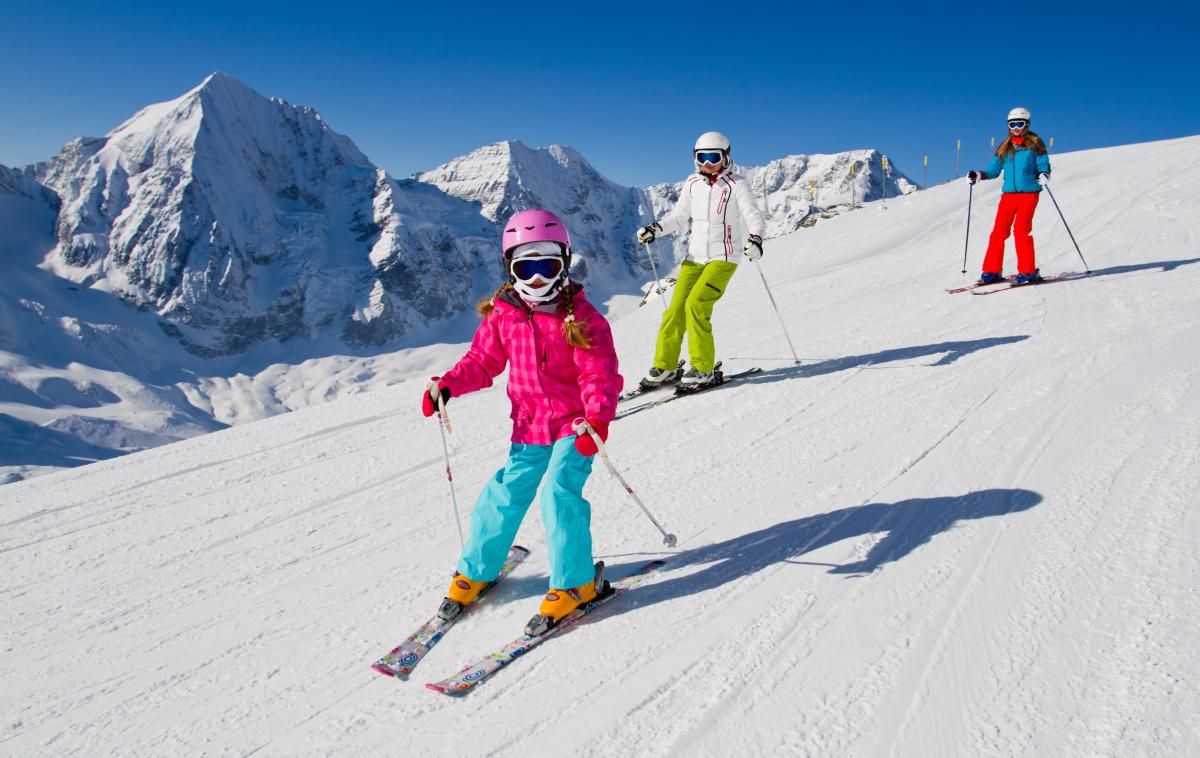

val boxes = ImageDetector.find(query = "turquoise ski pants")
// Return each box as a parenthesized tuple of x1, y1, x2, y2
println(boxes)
(457, 437, 595, 589)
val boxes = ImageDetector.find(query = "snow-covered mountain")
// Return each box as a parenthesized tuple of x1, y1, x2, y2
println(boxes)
(646, 149, 916, 248)
(33, 73, 497, 357)
(1, 73, 921, 483)
(418, 141, 916, 278)
(2, 135, 1197, 756)
(414, 140, 655, 290)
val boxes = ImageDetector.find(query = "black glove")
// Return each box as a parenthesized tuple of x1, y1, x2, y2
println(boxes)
(637, 223, 661, 244)
(967, 170, 981, 184)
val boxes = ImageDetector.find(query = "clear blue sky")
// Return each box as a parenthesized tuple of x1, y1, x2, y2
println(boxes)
(2, 1, 1197, 188)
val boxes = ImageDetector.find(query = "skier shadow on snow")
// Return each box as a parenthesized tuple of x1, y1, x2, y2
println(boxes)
(1070, 256, 1200, 279)
(618, 488, 1042, 610)
(737, 335, 1031, 385)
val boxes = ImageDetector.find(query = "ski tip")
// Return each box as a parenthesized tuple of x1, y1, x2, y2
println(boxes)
(511, 544, 531, 557)
(370, 664, 397, 678)
(425, 682, 463, 696)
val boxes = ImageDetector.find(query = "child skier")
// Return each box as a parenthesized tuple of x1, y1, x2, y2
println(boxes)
(422, 209, 623, 635)
(636, 131, 767, 389)
(967, 107, 1052, 285)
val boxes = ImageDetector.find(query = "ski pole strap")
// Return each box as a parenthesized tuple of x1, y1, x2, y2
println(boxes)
(572, 418, 616, 475)
(428, 379, 453, 434)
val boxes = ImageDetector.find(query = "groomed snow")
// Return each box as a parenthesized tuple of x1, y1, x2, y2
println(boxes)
(1, 136, 1198, 756)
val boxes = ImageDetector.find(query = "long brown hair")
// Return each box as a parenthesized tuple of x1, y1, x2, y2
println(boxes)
(995, 130, 1048, 159)
(476, 283, 592, 349)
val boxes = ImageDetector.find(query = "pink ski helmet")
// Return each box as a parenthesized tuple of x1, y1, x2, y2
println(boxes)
(502, 209, 572, 259)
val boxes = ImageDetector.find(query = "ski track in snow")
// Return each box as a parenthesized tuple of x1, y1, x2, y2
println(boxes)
(2, 137, 1199, 757)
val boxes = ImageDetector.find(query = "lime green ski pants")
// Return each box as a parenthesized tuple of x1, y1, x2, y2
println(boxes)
(653, 259, 738, 374)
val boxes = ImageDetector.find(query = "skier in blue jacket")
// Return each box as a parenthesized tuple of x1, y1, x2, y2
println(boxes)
(967, 107, 1052, 285)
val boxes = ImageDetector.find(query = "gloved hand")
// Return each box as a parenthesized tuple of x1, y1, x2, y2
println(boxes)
(421, 378, 451, 417)
(637, 223, 661, 244)
(743, 234, 764, 260)
(967, 170, 981, 184)
(572, 417, 609, 457)
(1038, 173, 1050, 186)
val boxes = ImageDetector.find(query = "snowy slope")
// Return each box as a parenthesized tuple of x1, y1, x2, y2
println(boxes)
(2, 136, 1199, 756)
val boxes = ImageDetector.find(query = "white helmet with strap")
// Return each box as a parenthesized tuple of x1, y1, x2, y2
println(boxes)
(1007, 107, 1032, 122)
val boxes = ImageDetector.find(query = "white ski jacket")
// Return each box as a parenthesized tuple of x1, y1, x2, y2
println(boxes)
(656, 170, 767, 264)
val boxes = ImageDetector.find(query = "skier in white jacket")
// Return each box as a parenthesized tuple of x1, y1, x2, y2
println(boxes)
(637, 131, 767, 388)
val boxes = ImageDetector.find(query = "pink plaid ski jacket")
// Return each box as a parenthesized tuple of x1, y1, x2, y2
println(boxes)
(439, 286, 622, 445)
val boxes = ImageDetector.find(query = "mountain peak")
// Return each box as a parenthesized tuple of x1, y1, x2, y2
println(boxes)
(194, 71, 259, 97)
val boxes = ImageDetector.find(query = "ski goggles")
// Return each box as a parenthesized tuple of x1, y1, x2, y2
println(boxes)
(1007, 120, 1028, 130)
(695, 151, 724, 165)
(511, 256, 564, 282)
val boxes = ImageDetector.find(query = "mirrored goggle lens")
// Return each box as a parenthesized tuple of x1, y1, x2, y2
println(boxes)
(511, 257, 563, 281)
(696, 151, 724, 165)
(1008, 120, 1028, 129)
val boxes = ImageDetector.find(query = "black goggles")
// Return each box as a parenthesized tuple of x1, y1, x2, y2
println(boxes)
(511, 256, 564, 281)
(695, 151, 724, 165)
(1008, 120, 1028, 130)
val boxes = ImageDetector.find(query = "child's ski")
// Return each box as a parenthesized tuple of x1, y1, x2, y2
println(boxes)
(370, 545, 530, 678)
(425, 560, 666, 695)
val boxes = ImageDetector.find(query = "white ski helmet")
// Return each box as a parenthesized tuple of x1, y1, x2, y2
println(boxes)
(1007, 107, 1032, 123)
(694, 131, 731, 169)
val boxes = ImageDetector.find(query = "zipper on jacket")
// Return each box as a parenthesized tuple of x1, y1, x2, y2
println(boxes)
(522, 306, 552, 424)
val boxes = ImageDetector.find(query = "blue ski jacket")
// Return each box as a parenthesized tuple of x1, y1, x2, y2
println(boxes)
(982, 143, 1051, 193)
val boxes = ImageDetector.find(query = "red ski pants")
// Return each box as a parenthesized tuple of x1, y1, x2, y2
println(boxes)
(982, 192, 1040, 275)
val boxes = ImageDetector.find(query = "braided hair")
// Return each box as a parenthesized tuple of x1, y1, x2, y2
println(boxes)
(560, 284, 592, 349)
(476, 282, 591, 349)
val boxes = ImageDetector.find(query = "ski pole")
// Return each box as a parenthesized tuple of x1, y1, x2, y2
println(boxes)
(429, 381, 464, 550)
(961, 180, 974, 274)
(573, 419, 677, 548)
(1043, 183, 1091, 273)
(643, 240, 668, 309)
(752, 259, 801, 364)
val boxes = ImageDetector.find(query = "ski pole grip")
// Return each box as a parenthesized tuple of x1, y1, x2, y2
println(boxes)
(429, 379, 453, 434)
(572, 417, 606, 457)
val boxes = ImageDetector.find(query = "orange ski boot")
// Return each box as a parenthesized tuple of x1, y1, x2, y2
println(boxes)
(438, 573, 490, 621)
(524, 562, 607, 636)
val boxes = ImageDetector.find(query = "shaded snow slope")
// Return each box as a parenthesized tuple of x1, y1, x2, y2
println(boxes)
(1, 136, 1198, 756)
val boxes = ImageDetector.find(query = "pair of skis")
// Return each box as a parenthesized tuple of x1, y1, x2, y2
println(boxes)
(946, 272, 1083, 295)
(616, 364, 764, 420)
(371, 546, 666, 696)
(370, 545, 531, 679)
